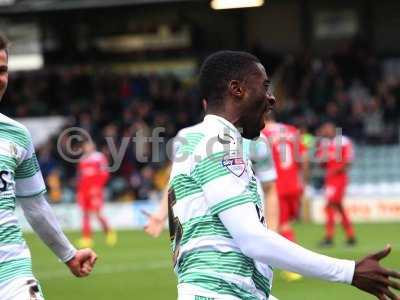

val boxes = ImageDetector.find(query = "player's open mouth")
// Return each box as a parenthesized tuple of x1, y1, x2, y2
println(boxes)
(264, 102, 275, 118)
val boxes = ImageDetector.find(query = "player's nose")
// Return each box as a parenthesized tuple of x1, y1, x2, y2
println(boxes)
(266, 93, 276, 107)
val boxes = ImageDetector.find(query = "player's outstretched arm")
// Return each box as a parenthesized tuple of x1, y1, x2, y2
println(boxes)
(219, 203, 400, 299)
(19, 194, 97, 277)
(352, 246, 400, 300)
(143, 186, 169, 238)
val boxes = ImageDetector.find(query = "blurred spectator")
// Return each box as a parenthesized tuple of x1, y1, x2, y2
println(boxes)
(363, 97, 385, 144)
(346, 101, 365, 143)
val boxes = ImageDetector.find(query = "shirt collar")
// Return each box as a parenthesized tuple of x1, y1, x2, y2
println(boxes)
(203, 114, 242, 140)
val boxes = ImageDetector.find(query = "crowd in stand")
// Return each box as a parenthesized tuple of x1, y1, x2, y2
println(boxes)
(272, 40, 400, 145)
(3, 69, 203, 202)
(2, 41, 400, 203)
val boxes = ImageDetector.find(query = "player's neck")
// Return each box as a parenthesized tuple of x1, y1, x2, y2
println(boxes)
(206, 104, 241, 131)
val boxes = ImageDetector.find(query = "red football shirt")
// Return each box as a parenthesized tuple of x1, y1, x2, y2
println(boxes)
(317, 136, 354, 187)
(262, 123, 305, 196)
(77, 151, 109, 192)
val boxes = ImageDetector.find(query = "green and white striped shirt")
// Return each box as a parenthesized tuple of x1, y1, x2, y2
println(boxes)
(0, 113, 46, 285)
(169, 114, 273, 300)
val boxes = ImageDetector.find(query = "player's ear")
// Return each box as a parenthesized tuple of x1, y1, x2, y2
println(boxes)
(228, 80, 244, 99)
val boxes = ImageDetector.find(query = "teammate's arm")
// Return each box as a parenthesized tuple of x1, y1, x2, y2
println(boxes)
(19, 194, 97, 277)
(218, 203, 400, 299)
(144, 186, 169, 238)
(14, 128, 97, 277)
(144, 132, 182, 238)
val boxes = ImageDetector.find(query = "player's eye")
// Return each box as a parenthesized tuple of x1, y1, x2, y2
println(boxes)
(264, 83, 272, 93)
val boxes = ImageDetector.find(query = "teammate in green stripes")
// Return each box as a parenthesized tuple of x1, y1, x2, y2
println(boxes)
(168, 51, 400, 300)
(0, 33, 97, 300)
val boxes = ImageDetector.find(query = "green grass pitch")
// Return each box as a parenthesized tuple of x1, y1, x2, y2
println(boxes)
(25, 223, 400, 300)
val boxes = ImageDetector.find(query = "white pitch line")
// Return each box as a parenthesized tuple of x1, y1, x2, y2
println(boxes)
(36, 260, 172, 280)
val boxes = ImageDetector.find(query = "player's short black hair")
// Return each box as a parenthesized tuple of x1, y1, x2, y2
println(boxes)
(0, 33, 9, 56)
(199, 50, 260, 107)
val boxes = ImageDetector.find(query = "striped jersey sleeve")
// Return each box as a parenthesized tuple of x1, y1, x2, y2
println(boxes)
(15, 130, 46, 198)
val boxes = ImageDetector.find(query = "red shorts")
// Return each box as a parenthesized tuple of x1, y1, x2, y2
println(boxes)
(78, 186, 105, 211)
(279, 193, 302, 225)
(325, 184, 346, 203)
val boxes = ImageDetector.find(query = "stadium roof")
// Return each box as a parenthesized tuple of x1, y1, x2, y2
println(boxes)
(0, 0, 199, 13)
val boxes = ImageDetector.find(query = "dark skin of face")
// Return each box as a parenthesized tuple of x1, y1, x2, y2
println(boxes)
(209, 62, 275, 140)
(237, 63, 276, 139)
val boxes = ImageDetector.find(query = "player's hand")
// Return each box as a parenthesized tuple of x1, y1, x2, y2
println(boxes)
(66, 248, 97, 277)
(143, 210, 166, 238)
(352, 245, 400, 299)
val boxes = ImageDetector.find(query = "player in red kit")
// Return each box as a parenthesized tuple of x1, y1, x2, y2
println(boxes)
(317, 122, 356, 247)
(77, 140, 117, 248)
(263, 118, 308, 242)
(262, 117, 309, 281)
